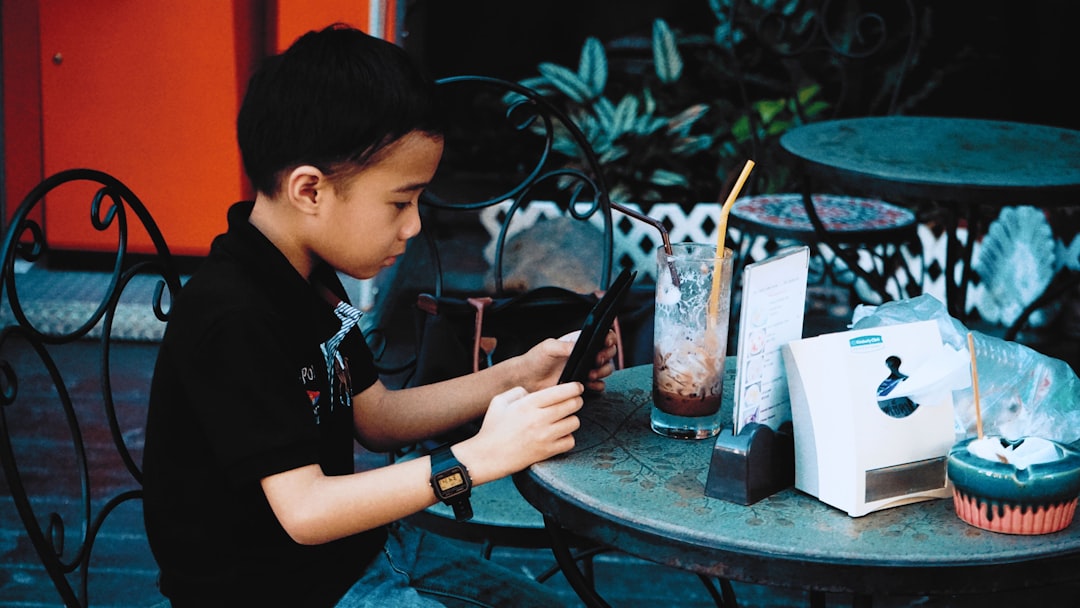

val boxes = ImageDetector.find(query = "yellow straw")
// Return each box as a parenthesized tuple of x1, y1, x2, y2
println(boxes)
(967, 332, 983, 440)
(708, 160, 755, 326)
(716, 160, 755, 254)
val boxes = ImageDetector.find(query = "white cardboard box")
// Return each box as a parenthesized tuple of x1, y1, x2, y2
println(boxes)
(782, 320, 956, 517)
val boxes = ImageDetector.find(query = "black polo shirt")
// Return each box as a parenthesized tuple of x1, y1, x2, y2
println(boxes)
(143, 201, 385, 607)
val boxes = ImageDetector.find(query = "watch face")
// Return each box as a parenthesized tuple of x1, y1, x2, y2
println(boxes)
(435, 467, 469, 498)
(437, 471, 464, 492)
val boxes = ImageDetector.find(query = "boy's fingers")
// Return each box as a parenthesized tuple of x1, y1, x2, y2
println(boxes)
(492, 386, 529, 408)
(558, 330, 581, 343)
(517, 384, 584, 413)
(543, 382, 585, 402)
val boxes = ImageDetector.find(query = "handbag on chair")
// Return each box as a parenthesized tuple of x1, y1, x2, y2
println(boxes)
(410, 286, 616, 387)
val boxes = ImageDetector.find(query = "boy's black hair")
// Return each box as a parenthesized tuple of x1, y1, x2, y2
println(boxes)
(237, 24, 442, 195)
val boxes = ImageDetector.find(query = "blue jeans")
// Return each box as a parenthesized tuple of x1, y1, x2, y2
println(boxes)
(334, 522, 572, 608)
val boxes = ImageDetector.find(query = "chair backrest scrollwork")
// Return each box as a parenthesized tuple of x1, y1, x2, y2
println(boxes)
(0, 168, 182, 607)
(419, 75, 621, 295)
(366, 75, 663, 385)
(721, 0, 923, 191)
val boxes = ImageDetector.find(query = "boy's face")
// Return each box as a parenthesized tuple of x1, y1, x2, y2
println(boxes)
(312, 132, 443, 280)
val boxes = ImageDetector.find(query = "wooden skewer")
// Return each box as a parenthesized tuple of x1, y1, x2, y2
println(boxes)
(967, 332, 983, 440)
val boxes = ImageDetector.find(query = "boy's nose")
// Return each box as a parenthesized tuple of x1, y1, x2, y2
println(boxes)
(403, 208, 422, 239)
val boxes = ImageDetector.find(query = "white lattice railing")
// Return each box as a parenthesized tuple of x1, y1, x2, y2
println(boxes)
(350, 200, 1074, 329)
(470, 200, 1077, 328)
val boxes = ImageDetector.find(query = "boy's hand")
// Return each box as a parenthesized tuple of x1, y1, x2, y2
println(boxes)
(457, 383, 584, 481)
(520, 330, 618, 392)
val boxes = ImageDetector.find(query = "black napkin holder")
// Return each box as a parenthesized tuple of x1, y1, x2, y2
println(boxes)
(705, 421, 795, 505)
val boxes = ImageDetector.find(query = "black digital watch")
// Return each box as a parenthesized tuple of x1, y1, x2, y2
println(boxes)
(429, 445, 473, 522)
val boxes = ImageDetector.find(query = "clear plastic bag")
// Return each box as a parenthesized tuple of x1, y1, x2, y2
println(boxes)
(850, 295, 1080, 444)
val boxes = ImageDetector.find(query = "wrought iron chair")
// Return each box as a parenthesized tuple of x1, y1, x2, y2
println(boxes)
(0, 169, 182, 607)
(364, 74, 658, 585)
(724, 0, 925, 306)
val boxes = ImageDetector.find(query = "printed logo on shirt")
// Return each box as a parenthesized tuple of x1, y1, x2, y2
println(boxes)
(299, 362, 323, 424)
(297, 353, 352, 425)
(333, 353, 353, 411)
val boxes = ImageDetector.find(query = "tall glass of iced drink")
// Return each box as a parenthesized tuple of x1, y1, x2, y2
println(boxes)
(651, 243, 733, 439)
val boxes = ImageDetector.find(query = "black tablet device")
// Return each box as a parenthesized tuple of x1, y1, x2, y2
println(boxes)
(559, 266, 637, 384)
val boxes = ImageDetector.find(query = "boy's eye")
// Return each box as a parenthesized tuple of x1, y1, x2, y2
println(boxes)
(394, 201, 413, 211)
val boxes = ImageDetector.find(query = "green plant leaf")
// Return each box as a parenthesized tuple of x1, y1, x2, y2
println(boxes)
(572, 110, 612, 152)
(652, 19, 683, 84)
(707, 0, 725, 20)
(804, 100, 831, 118)
(650, 169, 690, 187)
(543, 120, 575, 156)
(779, 0, 801, 17)
(517, 76, 551, 93)
(672, 134, 715, 155)
(755, 98, 787, 124)
(601, 145, 628, 164)
(578, 37, 609, 97)
(796, 83, 821, 106)
(650, 116, 670, 134)
(765, 119, 793, 136)
(538, 63, 593, 103)
(666, 103, 709, 137)
(731, 115, 752, 142)
(552, 136, 580, 158)
(612, 94, 641, 137)
(589, 97, 616, 135)
(634, 115, 667, 136)
(797, 83, 830, 120)
(641, 88, 658, 116)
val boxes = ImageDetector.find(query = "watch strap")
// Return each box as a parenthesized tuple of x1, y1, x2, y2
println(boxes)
(429, 445, 473, 522)
(447, 491, 473, 522)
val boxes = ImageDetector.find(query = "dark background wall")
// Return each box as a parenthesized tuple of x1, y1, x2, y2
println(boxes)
(402, 0, 1079, 130)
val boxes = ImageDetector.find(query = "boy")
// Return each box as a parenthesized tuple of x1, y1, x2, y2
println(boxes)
(142, 24, 616, 607)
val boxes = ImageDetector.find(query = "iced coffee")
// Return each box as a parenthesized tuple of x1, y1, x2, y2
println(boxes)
(651, 243, 732, 439)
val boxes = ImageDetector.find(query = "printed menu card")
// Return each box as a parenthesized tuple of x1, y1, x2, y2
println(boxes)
(732, 246, 809, 434)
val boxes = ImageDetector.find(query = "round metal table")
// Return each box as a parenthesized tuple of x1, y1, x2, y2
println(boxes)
(778, 116, 1080, 321)
(515, 364, 1080, 606)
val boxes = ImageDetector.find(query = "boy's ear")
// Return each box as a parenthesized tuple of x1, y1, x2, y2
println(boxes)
(284, 165, 324, 214)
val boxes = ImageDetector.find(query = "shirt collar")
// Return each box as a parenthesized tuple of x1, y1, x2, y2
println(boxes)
(213, 201, 350, 343)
